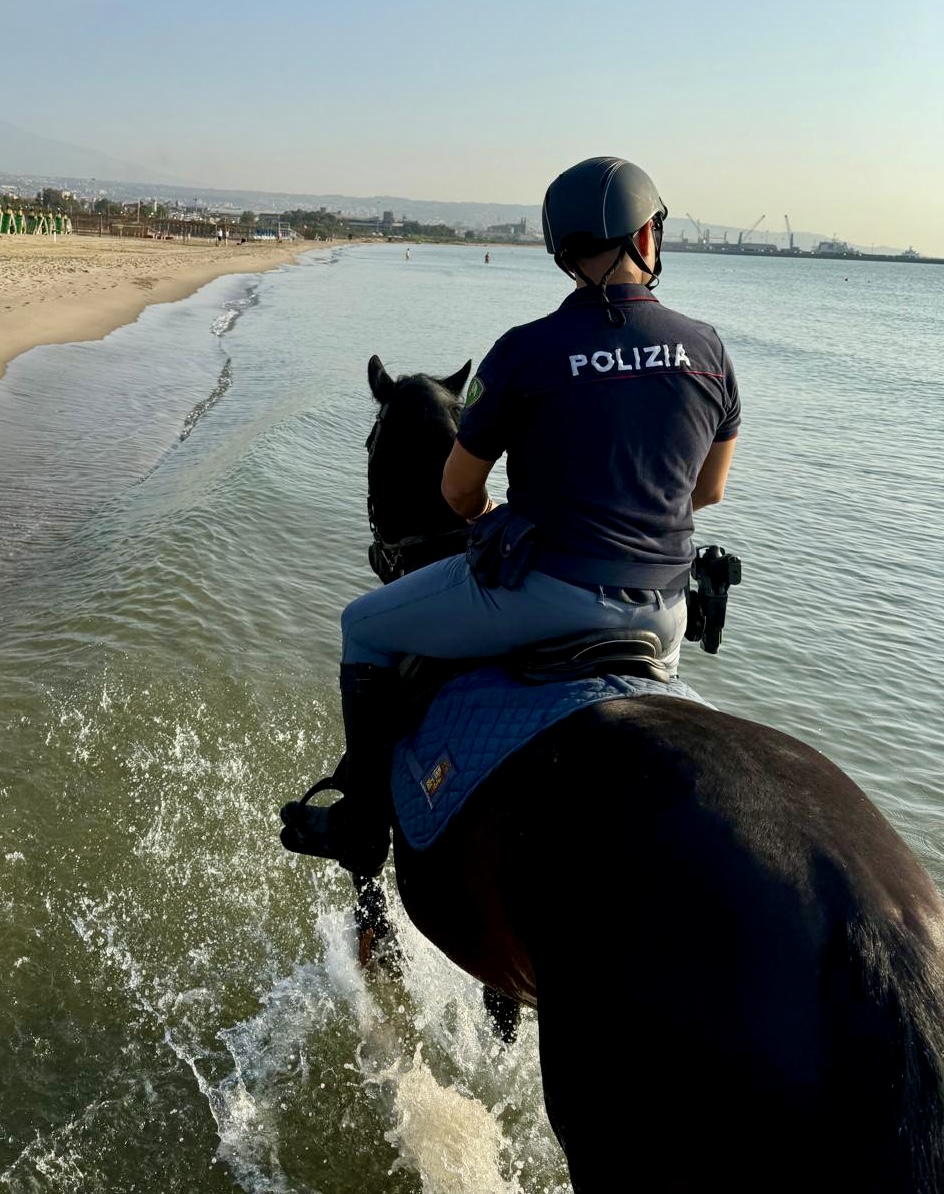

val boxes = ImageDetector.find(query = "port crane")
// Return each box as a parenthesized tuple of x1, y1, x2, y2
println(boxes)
(737, 214, 765, 245)
(682, 213, 706, 245)
(784, 215, 794, 251)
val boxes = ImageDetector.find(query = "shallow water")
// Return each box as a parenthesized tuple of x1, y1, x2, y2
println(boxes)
(1, 242, 942, 1192)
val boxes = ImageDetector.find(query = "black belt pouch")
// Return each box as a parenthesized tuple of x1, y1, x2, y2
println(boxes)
(467, 504, 538, 589)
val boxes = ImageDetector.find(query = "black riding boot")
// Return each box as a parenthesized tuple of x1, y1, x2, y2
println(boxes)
(280, 663, 400, 878)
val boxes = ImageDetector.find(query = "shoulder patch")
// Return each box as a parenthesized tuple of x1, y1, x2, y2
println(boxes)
(465, 376, 484, 407)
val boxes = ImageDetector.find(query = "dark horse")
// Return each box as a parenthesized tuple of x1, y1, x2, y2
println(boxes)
(346, 355, 944, 1192)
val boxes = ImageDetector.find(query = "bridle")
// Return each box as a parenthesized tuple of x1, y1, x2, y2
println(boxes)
(365, 400, 469, 584)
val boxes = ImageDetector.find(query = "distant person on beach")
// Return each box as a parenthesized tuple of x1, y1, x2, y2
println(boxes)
(216, 227, 223, 246)
(287, 155, 741, 878)
(405, 247, 411, 261)
(484, 251, 490, 264)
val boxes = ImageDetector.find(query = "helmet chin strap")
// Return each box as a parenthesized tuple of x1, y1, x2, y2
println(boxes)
(556, 231, 662, 328)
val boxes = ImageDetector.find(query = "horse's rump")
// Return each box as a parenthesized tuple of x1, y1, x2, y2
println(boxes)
(394, 693, 944, 1189)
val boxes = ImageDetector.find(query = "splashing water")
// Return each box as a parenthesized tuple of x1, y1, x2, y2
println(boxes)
(0, 669, 570, 1193)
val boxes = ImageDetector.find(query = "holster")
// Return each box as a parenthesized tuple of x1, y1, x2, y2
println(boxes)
(467, 503, 538, 589)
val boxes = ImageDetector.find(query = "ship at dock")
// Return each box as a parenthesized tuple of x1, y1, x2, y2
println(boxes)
(662, 215, 943, 265)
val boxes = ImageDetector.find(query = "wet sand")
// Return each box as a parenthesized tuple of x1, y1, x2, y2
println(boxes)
(0, 234, 324, 379)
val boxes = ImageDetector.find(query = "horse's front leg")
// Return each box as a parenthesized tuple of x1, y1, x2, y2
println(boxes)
(353, 874, 399, 970)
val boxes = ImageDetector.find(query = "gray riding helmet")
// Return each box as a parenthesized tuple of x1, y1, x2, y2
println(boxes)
(541, 156, 667, 255)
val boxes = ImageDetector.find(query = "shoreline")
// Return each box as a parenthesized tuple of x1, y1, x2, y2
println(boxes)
(0, 234, 341, 381)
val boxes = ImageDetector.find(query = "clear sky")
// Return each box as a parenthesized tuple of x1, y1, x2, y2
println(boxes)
(4, 0, 943, 254)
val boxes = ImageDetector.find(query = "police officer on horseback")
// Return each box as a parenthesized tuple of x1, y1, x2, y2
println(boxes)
(281, 156, 741, 878)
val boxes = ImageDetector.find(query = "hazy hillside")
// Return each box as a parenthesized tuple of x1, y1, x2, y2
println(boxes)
(0, 120, 189, 187)
(0, 120, 903, 252)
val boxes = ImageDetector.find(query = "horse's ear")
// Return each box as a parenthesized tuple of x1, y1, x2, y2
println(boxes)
(368, 355, 394, 404)
(440, 360, 473, 396)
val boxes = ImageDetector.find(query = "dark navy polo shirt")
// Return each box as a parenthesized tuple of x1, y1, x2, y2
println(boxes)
(458, 283, 740, 590)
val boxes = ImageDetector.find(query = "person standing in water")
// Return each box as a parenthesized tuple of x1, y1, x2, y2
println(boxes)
(484, 251, 490, 264)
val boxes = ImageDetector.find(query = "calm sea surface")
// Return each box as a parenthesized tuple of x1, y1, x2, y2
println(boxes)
(1, 243, 942, 1192)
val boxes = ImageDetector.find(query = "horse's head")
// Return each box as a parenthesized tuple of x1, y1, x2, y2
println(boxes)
(365, 355, 473, 583)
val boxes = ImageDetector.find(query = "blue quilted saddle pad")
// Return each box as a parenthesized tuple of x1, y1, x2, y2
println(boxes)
(391, 664, 711, 850)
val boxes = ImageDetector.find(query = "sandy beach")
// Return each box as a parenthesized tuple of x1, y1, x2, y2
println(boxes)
(0, 233, 322, 380)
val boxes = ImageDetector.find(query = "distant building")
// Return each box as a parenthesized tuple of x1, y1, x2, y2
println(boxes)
(485, 218, 528, 240)
(344, 216, 385, 235)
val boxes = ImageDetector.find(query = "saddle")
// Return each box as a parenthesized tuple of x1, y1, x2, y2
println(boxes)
(509, 627, 669, 685)
(305, 629, 668, 796)
(398, 627, 669, 725)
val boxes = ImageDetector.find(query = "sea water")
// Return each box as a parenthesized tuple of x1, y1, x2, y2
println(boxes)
(1, 242, 942, 1192)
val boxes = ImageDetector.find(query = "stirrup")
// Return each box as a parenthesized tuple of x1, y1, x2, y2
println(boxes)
(299, 755, 347, 805)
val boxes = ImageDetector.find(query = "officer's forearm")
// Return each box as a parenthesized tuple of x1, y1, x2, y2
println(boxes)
(446, 487, 491, 521)
(442, 440, 496, 520)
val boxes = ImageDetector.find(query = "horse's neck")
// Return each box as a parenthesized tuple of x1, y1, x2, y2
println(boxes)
(370, 452, 465, 546)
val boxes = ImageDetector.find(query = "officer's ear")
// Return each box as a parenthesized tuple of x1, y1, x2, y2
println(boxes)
(633, 221, 653, 255)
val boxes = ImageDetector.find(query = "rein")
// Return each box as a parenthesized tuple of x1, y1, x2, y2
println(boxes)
(366, 401, 468, 583)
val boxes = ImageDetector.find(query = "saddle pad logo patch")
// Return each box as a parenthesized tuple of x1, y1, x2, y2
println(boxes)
(422, 751, 457, 808)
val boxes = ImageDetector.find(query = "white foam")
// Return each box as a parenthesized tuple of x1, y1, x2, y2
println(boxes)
(385, 1045, 515, 1194)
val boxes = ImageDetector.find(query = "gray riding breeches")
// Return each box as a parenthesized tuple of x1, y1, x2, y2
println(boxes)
(341, 553, 687, 676)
